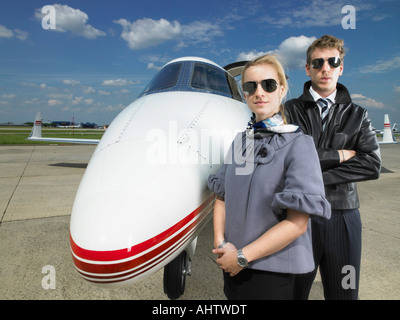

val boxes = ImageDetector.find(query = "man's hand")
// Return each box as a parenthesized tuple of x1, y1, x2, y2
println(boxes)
(339, 149, 356, 163)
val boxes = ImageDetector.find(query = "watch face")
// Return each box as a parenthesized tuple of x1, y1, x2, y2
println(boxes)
(237, 250, 248, 268)
(238, 258, 246, 267)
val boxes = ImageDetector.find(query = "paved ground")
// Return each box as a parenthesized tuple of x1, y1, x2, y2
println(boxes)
(0, 143, 399, 300)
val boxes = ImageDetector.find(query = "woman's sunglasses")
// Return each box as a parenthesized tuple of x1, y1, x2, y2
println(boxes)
(311, 57, 341, 69)
(242, 79, 278, 96)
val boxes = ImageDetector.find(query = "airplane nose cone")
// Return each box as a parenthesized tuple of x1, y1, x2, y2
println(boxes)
(70, 191, 168, 252)
(70, 190, 172, 285)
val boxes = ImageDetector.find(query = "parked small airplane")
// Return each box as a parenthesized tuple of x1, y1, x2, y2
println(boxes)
(28, 115, 100, 144)
(28, 57, 251, 299)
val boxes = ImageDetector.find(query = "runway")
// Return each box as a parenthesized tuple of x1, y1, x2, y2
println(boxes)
(0, 143, 399, 300)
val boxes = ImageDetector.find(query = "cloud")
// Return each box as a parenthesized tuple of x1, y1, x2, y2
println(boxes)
(180, 20, 223, 46)
(237, 35, 316, 69)
(83, 86, 95, 94)
(84, 98, 93, 105)
(35, 4, 106, 39)
(147, 62, 162, 71)
(72, 97, 83, 105)
(48, 99, 62, 106)
(273, 36, 317, 69)
(359, 56, 400, 74)
(114, 18, 181, 50)
(263, 0, 373, 28)
(13, 29, 29, 41)
(0, 25, 13, 38)
(105, 104, 125, 112)
(351, 94, 385, 109)
(0, 24, 28, 40)
(101, 79, 134, 86)
(63, 79, 80, 86)
(114, 18, 223, 50)
(1, 94, 15, 99)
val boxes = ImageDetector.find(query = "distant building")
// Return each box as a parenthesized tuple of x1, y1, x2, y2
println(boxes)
(81, 122, 97, 128)
(51, 121, 73, 127)
(51, 121, 98, 128)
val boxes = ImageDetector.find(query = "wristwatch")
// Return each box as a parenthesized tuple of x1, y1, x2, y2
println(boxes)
(237, 249, 248, 268)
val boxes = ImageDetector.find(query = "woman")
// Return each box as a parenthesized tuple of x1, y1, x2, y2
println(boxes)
(208, 55, 331, 300)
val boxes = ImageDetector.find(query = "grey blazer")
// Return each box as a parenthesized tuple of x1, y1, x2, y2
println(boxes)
(208, 130, 331, 274)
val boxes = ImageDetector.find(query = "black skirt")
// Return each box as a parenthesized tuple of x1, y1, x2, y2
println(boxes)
(223, 268, 295, 300)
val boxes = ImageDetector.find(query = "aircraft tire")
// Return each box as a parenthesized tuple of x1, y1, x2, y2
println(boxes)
(163, 251, 188, 299)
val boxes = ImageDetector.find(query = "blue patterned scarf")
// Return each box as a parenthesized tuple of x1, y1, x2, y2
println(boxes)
(248, 113, 299, 134)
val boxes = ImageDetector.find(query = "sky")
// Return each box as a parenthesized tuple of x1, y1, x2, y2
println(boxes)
(0, 0, 399, 129)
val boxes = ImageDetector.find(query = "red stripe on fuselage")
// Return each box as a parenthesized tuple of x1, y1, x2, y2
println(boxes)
(70, 194, 215, 278)
(75, 213, 209, 283)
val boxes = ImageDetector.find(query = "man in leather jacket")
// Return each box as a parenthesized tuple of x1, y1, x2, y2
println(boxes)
(285, 35, 381, 300)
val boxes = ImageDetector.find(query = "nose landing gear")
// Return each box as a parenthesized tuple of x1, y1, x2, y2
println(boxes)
(163, 250, 191, 300)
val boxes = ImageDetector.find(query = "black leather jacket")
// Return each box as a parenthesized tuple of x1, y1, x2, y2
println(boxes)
(285, 81, 381, 210)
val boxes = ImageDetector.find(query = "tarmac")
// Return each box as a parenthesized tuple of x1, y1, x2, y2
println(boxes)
(0, 143, 399, 300)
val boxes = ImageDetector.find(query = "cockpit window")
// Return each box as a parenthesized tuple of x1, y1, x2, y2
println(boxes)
(142, 62, 181, 94)
(139, 60, 244, 102)
(191, 63, 232, 97)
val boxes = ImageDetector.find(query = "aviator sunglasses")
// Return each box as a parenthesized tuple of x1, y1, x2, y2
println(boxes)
(242, 79, 278, 96)
(311, 57, 341, 69)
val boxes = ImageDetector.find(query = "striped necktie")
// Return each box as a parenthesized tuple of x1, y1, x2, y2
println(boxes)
(318, 98, 329, 131)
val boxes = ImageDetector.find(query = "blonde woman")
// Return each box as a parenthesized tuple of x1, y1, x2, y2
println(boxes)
(208, 55, 331, 300)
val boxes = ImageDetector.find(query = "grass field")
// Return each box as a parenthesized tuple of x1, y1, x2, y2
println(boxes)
(0, 127, 104, 144)
(0, 126, 398, 145)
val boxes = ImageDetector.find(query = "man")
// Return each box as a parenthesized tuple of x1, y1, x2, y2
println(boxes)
(285, 35, 381, 300)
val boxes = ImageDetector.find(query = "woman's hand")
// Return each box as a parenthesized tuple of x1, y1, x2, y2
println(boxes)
(212, 242, 244, 277)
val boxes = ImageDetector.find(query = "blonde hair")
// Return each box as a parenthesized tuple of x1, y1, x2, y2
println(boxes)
(242, 54, 288, 123)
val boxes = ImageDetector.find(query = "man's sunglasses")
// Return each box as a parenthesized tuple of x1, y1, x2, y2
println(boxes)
(242, 79, 278, 96)
(311, 57, 341, 69)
